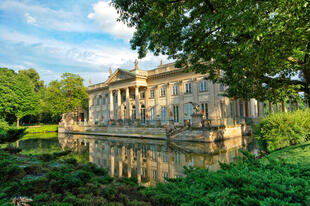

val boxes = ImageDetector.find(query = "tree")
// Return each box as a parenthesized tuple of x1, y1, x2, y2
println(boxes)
(18, 68, 44, 92)
(112, 0, 310, 103)
(0, 68, 39, 127)
(45, 73, 88, 119)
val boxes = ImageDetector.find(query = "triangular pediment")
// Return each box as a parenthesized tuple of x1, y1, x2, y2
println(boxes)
(106, 69, 136, 84)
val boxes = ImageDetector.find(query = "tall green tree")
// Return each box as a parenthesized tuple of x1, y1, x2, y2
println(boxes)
(0, 68, 39, 127)
(112, 0, 310, 103)
(18, 68, 44, 92)
(45, 73, 88, 119)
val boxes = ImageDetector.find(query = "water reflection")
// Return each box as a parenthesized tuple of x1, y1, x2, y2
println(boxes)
(58, 133, 257, 186)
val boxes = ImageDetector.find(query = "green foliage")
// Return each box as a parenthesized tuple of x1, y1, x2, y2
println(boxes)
(112, 0, 310, 102)
(0, 119, 9, 130)
(0, 151, 150, 205)
(254, 110, 310, 152)
(45, 73, 88, 118)
(25, 125, 58, 133)
(0, 68, 39, 126)
(0, 127, 26, 144)
(144, 152, 310, 206)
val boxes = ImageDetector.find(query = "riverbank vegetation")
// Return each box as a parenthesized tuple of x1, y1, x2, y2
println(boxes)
(0, 68, 88, 127)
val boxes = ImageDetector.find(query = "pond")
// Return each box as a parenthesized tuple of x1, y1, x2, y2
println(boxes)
(14, 132, 258, 186)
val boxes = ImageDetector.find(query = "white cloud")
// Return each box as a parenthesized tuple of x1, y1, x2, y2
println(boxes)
(25, 13, 37, 26)
(0, 0, 98, 32)
(88, 1, 135, 40)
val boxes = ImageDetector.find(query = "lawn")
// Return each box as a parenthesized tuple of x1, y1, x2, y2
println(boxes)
(263, 141, 310, 165)
(25, 125, 58, 133)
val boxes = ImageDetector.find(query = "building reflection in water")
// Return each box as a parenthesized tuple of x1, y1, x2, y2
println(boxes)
(59, 134, 257, 186)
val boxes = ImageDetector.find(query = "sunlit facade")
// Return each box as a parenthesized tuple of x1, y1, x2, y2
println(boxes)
(87, 61, 264, 126)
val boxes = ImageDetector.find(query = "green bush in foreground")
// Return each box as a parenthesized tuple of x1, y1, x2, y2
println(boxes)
(254, 109, 310, 152)
(144, 151, 310, 206)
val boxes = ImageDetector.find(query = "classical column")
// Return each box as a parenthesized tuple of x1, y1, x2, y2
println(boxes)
(258, 102, 264, 118)
(145, 87, 149, 122)
(155, 86, 160, 123)
(117, 89, 121, 120)
(135, 86, 140, 120)
(179, 81, 185, 125)
(166, 83, 171, 123)
(105, 94, 109, 124)
(109, 90, 114, 120)
(126, 87, 130, 120)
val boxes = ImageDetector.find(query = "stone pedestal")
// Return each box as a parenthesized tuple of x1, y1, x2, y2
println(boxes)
(191, 113, 202, 128)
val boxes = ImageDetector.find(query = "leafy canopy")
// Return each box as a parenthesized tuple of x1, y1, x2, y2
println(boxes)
(112, 0, 310, 102)
(45, 73, 88, 118)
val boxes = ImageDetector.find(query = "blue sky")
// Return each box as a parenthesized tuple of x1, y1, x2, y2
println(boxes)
(0, 0, 171, 85)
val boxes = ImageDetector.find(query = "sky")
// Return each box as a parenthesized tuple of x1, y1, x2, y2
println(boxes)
(0, 0, 172, 86)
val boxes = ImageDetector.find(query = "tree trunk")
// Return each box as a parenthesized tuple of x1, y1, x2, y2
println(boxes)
(17, 118, 20, 128)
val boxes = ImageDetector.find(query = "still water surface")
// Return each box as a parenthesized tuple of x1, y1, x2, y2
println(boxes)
(16, 133, 258, 186)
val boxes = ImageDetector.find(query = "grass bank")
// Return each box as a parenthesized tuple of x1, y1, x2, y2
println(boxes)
(25, 124, 58, 134)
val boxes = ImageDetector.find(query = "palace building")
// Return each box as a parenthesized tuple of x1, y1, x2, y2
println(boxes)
(87, 60, 264, 126)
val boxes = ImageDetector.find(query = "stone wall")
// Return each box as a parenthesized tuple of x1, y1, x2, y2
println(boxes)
(170, 125, 252, 142)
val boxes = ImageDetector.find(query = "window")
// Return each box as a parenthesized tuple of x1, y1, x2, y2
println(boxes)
(140, 92, 145, 99)
(152, 170, 157, 179)
(161, 106, 167, 123)
(160, 87, 166, 97)
(102, 96, 106, 105)
(97, 111, 100, 121)
(201, 103, 208, 119)
(230, 102, 235, 118)
(172, 83, 179, 95)
(173, 105, 179, 123)
(102, 111, 105, 120)
(185, 82, 192, 93)
(150, 107, 155, 122)
(219, 83, 225, 92)
(220, 101, 226, 118)
(185, 103, 193, 120)
(149, 89, 155, 98)
(239, 101, 244, 117)
(122, 95, 126, 102)
(96, 96, 100, 105)
(200, 80, 208, 92)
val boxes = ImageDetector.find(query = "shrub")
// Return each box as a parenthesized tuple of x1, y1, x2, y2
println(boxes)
(0, 127, 26, 144)
(254, 109, 310, 152)
(0, 119, 9, 130)
(143, 152, 310, 206)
